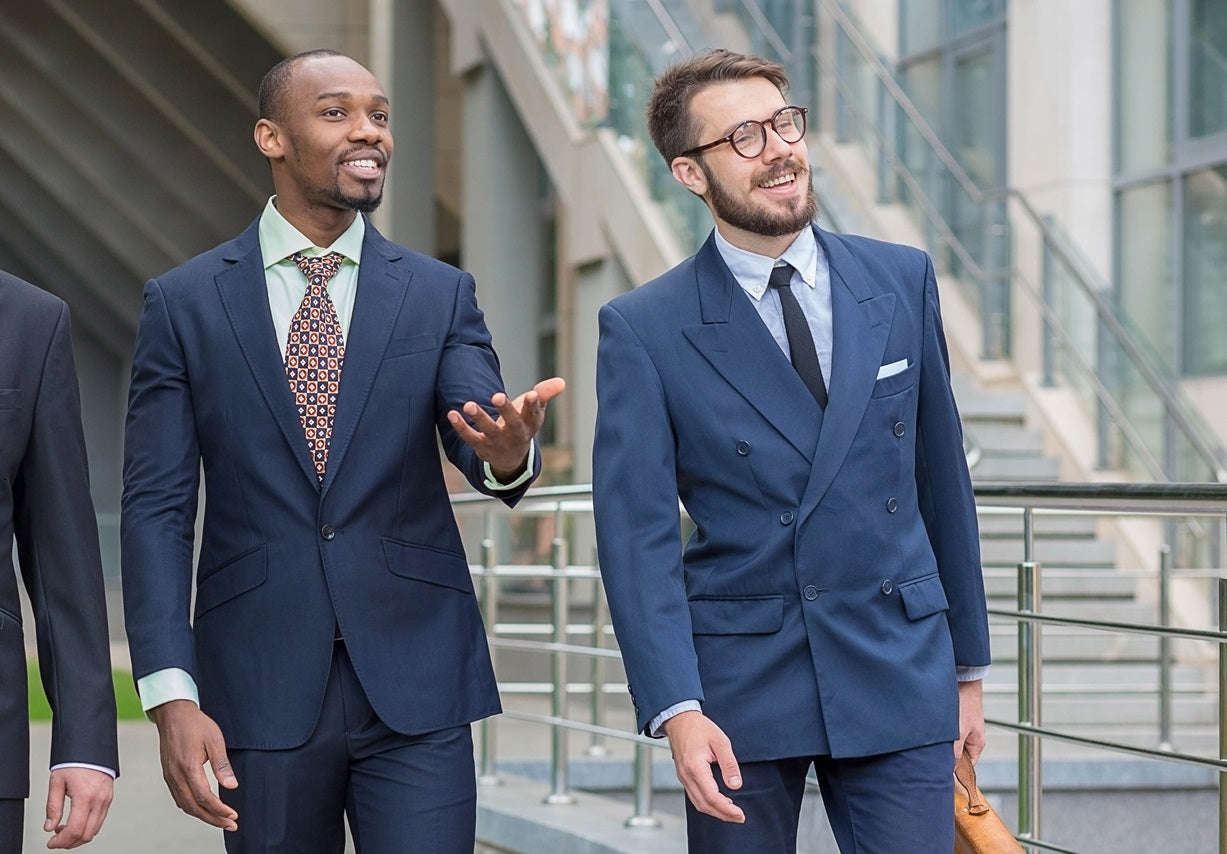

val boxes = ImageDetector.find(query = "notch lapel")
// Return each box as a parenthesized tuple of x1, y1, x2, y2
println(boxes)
(214, 225, 322, 488)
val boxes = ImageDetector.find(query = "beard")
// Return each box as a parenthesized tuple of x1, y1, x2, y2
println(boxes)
(327, 180, 383, 214)
(700, 159, 817, 237)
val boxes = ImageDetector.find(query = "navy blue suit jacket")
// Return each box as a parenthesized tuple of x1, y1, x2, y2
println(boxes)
(593, 226, 990, 762)
(122, 217, 536, 750)
(0, 273, 117, 797)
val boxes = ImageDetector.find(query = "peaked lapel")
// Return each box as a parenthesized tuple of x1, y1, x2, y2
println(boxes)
(214, 221, 322, 488)
(322, 226, 408, 489)
(800, 228, 895, 517)
(682, 234, 822, 462)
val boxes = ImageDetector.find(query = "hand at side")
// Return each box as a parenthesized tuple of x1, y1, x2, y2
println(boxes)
(149, 700, 239, 831)
(662, 710, 745, 823)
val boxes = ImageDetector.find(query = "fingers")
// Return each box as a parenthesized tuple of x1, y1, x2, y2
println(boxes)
(152, 702, 239, 831)
(45, 769, 113, 849)
(663, 712, 745, 824)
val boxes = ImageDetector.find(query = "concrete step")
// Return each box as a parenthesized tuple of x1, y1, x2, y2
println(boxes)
(988, 625, 1161, 661)
(954, 389, 1028, 423)
(977, 514, 1100, 539)
(980, 536, 1116, 568)
(964, 422, 1046, 455)
(970, 455, 1062, 481)
(983, 694, 1217, 726)
(982, 570, 1133, 599)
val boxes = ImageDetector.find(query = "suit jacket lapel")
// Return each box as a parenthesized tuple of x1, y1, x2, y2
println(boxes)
(214, 222, 322, 488)
(801, 228, 895, 514)
(321, 226, 407, 488)
(682, 235, 821, 462)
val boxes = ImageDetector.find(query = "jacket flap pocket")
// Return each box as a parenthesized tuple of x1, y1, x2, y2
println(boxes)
(690, 595, 784, 635)
(898, 573, 949, 620)
(383, 538, 473, 593)
(195, 545, 267, 616)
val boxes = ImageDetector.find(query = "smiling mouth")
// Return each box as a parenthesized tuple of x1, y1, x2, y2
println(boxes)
(342, 157, 383, 177)
(760, 172, 796, 189)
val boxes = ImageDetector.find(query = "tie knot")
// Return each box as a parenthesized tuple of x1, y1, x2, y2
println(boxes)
(768, 262, 795, 290)
(292, 251, 345, 285)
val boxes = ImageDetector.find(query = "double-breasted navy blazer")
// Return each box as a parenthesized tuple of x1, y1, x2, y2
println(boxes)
(0, 272, 117, 797)
(122, 217, 536, 750)
(593, 226, 990, 762)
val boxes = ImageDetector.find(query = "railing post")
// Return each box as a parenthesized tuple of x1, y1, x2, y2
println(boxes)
(588, 552, 609, 757)
(1159, 544, 1174, 751)
(545, 505, 575, 804)
(1218, 578, 1227, 854)
(478, 508, 500, 785)
(625, 742, 661, 828)
(1017, 509, 1042, 851)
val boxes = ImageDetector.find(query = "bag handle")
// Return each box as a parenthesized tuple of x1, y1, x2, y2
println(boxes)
(954, 751, 991, 816)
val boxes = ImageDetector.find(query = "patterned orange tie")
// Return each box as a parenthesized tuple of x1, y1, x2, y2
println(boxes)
(285, 252, 346, 480)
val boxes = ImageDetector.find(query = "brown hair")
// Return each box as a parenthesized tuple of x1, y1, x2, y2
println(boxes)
(646, 48, 791, 164)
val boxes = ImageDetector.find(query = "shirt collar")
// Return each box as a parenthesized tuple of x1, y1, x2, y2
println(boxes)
(258, 196, 366, 270)
(713, 226, 820, 301)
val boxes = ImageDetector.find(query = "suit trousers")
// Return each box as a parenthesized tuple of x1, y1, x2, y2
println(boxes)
(219, 640, 477, 854)
(684, 740, 955, 854)
(0, 798, 22, 854)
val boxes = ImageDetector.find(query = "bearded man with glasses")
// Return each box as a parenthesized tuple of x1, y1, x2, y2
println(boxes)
(593, 49, 990, 853)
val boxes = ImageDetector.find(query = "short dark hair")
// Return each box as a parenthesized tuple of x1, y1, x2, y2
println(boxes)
(257, 48, 344, 122)
(647, 49, 791, 164)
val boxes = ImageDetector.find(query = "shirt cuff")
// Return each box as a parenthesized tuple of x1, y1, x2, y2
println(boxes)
(956, 665, 989, 682)
(482, 442, 536, 491)
(136, 667, 200, 712)
(49, 762, 117, 778)
(648, 699, 702, 738)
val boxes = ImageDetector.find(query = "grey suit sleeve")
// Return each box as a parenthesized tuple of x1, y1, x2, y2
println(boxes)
(15, 302, 119, 774)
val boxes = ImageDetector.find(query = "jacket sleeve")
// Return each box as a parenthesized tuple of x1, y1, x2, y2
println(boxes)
(592, 303, 704, 734)
(15, 301, 119, 773)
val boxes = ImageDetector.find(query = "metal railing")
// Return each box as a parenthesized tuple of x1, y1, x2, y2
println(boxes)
(454, 481, 1227, 854)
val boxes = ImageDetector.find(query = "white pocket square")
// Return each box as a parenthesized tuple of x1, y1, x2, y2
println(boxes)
(876, 359, 909, 380)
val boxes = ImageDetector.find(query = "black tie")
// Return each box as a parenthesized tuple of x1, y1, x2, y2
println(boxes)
(769, 263, 828, 408)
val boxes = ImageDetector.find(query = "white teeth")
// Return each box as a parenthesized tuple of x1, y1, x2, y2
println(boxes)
(761, 173, 794, 188)
(347, 159, 377, 169)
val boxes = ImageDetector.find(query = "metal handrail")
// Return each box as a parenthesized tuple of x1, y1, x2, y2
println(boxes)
(456, 482, 1227, 853)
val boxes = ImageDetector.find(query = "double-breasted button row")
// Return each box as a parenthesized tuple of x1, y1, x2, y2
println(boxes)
(780, 510, 795, 525)
(893, 421, 906, 437)
(803, 585, 819, 600)
(736, 441, 751, 456)
(886, 497, 898, 513)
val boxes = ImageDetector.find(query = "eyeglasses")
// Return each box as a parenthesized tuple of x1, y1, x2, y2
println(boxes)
(680, 106, 808, 159)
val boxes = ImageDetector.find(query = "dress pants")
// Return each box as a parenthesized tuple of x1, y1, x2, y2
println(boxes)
(220, 641, 477, 854)
(684, 741, 955, 854)
(0, 798, 22, 854)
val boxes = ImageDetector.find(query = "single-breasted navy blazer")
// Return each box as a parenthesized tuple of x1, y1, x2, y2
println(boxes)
(0, 272, 118, 797)
(593, 226, 990, 762)
(122, 217, 536, 750)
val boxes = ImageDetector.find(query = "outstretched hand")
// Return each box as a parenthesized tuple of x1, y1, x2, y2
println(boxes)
(448, 377, 566, 479)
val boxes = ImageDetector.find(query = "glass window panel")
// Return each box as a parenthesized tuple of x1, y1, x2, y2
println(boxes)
(901, 0, 943, 54)
(952, 0, 1006, 37)
(1117, 0, 1172, 172)
(1119, 181, 1175, 366)
(1182, 164, 1227, 374)
(1190, 0, 1227, 138)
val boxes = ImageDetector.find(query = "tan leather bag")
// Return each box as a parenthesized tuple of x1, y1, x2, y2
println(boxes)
(954, 751, 1024, 854)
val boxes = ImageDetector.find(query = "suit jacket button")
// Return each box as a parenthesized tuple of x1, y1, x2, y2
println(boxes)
(803, 585, 819, 600)
(886, 497, 898, 513)
(893, 422, 906, 437)
(736, 441, 751, 455)
(320, 524, 336, 540)
(881, 580, 894, 595)
(780, 511, 795, 525)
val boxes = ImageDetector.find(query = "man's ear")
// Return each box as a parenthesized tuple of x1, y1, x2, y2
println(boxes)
(254, 118, 284, 159)
(671, 156, 708, 197)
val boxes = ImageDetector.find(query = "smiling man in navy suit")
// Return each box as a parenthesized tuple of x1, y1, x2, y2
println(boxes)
(121, 50, 563, 853)
(593, 49, 990, 853)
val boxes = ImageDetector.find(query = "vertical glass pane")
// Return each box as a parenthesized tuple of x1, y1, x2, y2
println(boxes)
(898, 57, 943, 229)
(901, 0, 943, 54)
(1182, 164, 1227, 374)
(1190, 0, 1227, 138)
(1117, 0, 1172, 172)
(952, 0, 1006, 37)
(1119, 181, 1175, 364)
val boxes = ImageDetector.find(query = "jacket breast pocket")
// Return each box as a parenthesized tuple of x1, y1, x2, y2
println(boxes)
(689, 595, 784, 635)
(871, 363, 916, 399)
(195, 545, 268, 617)
(0, 389, 21, 410)
(383, 333, 438, 361)
(897, 573, 949, 620)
